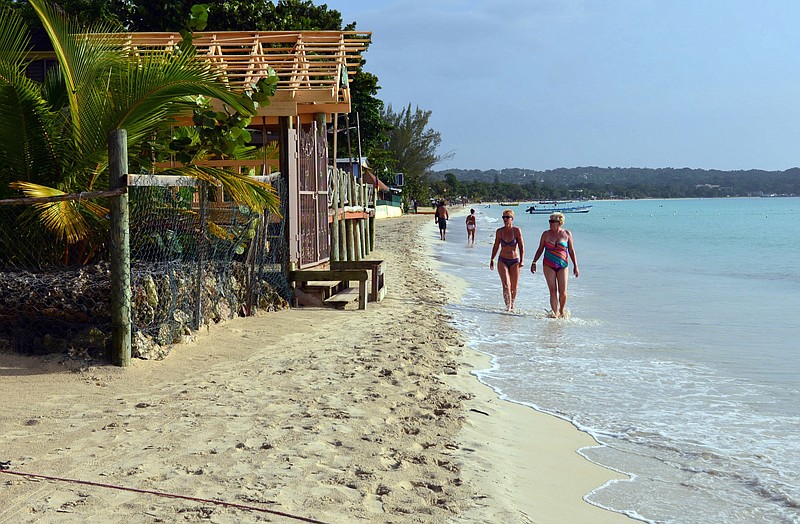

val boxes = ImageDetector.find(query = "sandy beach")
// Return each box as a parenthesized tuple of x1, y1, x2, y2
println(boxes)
(0, 213, 630, 523)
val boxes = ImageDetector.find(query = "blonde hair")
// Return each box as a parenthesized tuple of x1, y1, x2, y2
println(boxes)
(549, 212, 565, 224)
(503, 208, 515, 219)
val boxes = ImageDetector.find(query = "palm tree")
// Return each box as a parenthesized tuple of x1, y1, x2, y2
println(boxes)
(0, 0, 279, 263)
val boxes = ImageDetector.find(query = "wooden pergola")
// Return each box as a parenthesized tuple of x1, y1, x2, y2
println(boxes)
(98, 30, 371, 124)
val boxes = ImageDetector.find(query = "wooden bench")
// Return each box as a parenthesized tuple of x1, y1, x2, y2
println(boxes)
(289, 269, 369, 310)
(330, 260, 386, 302)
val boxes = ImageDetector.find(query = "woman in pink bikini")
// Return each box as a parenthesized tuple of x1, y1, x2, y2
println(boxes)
(489, 209, 525, 311)
(531, 212, 579, 318)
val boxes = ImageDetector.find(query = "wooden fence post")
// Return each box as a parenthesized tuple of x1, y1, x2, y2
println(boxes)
(109, 129, 131, 367)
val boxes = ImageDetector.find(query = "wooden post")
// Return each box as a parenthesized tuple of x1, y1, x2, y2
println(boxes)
(369, 181, 377, 251)
(353, 179, 362, 261)
(279, 116, 297, 269)
(345, 171, 355, 261)
(330, 170, 340, 261)
(339, 170, 348, 260)
(361, 182, 370, 255)
(358, 182, 367, 257)
(109, 129, 131, 367)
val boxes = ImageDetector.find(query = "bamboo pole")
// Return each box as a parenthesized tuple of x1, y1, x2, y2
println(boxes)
(346, 173, 356, 261)
(369, 180, 377, 251)
(109, 129, 131, 367)
(353, 179, 362, 261)
(359, 182, 367, 257)
(362, 182, 370, 255)
(338, 170, 347, 260)
(331, 171, 340, 261)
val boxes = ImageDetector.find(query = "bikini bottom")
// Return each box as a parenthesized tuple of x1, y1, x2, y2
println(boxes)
(498, 256, 520, 269)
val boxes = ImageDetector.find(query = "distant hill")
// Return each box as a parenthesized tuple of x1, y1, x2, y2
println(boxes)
(431, 166, 800, 198)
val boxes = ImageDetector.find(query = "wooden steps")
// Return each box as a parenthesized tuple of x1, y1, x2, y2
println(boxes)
(289, 269, 369, 310)
(289, 260, 385, 310)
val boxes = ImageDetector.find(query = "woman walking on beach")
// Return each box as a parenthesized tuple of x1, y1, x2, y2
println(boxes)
(531, 212, 579, 318)
(465, 208, 476, 245)
(489, 209, 524, 311)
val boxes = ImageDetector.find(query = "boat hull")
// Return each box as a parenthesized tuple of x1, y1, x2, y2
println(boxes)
(526, 206, 592, 214)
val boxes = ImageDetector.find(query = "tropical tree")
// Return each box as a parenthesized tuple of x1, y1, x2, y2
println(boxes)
(379, 103, 452, 205)
(0, 0, 278, 263)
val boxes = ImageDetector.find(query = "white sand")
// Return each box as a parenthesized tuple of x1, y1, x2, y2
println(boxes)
(0, 214, 630, 523)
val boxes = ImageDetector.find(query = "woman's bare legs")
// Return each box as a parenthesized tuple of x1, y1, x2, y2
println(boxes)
(555, 266, 569, 317)
(508, 262, 521, 311)
(497, 262, 512, 310)
(543, 265, 560, 318)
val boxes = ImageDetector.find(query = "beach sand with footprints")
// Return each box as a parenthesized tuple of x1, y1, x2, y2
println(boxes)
(0, 214, 629, 523)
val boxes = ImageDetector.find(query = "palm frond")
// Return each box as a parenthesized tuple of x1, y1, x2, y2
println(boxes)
(9, 181, 109, 243)
(0, 8, 61, 187)
(160, 166, 280, 216)
(28, 0, 119, 139)
(110, 51, 256, 141)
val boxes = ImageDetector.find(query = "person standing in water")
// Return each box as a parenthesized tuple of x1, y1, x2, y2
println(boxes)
(435, 200, 449, 240)
(489, 209, 524, 311)
(531, 212, 579, 318)
(465, 208, 477, 245)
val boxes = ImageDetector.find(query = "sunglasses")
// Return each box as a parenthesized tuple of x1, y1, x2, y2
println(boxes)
(502, 216, 512, 220)
(549, 219, 559, 223)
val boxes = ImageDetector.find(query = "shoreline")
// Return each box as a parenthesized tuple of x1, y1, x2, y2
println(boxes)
(0, 213, 630, 523)
(420, 210, 632, 523)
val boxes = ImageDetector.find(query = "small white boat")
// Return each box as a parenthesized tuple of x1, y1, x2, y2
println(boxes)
(526, 202, 592, 214)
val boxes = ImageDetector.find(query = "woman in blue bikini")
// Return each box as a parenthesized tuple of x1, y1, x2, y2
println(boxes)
(531, 212, 579, 318)
(489, 209, 525, 311)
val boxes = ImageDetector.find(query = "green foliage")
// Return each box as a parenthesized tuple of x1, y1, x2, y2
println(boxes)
(377, 103, 452, 205)
(0, 0, 124, 29)
(346, 69, 390, 176)
(0, 0, 278, 264)
(116, 0, 345, 33)
(432, 166, 800, 201)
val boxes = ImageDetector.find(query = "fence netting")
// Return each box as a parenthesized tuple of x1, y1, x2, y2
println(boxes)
(0, 177, 290, 361)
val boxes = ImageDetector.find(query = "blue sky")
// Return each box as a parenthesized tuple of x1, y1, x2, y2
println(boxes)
(331, 0, 800, 171)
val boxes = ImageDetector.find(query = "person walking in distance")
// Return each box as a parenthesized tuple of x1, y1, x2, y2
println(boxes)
(435, 200, 449, 240)
(465, 208, 477, 245)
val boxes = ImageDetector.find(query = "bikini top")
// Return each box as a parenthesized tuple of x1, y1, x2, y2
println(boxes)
(499, 233, 518, 248)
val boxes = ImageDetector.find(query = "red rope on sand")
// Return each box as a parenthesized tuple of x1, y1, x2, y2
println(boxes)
(0, 469, 328, 524)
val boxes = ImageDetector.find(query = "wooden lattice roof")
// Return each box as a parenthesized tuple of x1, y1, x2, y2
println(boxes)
(102, 31, 371, 122)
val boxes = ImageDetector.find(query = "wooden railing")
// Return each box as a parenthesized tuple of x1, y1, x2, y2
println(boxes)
(99, 31, 371, 109)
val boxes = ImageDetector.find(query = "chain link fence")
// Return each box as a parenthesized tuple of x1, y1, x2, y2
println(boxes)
(0, 177, 290, 362)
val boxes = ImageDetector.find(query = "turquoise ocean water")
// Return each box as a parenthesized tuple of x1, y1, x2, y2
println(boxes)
(431, 198, 799, 523)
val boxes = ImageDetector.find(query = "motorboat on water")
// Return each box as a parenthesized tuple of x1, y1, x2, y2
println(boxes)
(526, 201, 592, 214)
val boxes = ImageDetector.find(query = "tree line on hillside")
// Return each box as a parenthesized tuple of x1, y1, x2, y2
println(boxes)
(428, 167, 800, 202)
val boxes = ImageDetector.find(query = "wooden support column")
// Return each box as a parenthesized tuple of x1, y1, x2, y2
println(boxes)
(338, 170, 347, 260)
(361, 182, 370, 255)
(358, 183, 367, 257)
(279, 116, 296, 268)
(109, 129, 131, 367)
(346, 173, 356, 261)
(369, 182, 377, 252)
(330, 174, 340, 261)
(353, 180, 362, 261)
